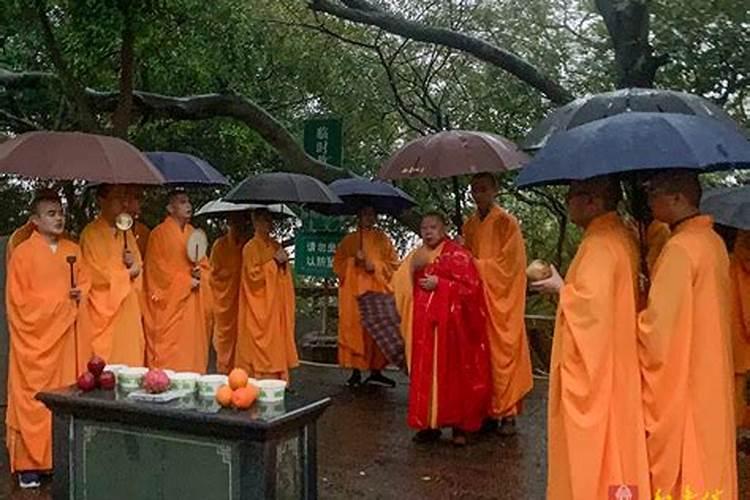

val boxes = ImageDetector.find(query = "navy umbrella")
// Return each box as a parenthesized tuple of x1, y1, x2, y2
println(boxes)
(315, 178, 416, 216)
(522, 88, 748, 151)
(145, 151, 229, 186)
(701, 185, 750, 230)
(516, 112, 750, 188)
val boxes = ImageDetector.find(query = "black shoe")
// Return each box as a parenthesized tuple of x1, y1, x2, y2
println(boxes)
(347, 370, 362, 387)
(452, 428, 467, 447)
(19, 472, 41, 489)
(739, 437, 750, 455)
(412, 429, 442, 444)
(364, 371, 396, 388)
(480, 417, 499, 433)
(498, 417, 517, 436)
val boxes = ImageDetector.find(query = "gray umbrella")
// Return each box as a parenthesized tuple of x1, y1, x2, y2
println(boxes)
(701, 185, 750, 230)
(223, 172, 342, 207)
(522, 88, 748, 151)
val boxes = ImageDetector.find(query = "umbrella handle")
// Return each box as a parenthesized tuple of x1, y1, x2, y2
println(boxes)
(451, 177, 463, 233)
(123, 230, 128, 251)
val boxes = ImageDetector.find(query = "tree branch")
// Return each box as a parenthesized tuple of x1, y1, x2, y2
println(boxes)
(0, 108, 41, 132)
(308, 0, 574, 104)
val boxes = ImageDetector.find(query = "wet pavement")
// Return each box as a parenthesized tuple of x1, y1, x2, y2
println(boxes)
(0, 364, 747, 499)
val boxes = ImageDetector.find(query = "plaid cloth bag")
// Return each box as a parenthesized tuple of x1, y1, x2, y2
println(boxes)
(357, 291, 407, 372)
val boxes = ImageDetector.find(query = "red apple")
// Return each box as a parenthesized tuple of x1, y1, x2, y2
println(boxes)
(87, 355, 106, 377)
(98, 371, 116, 390)
(77, 372, 97, 392)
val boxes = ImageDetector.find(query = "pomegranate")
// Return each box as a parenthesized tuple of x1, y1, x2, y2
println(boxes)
(77, 372, 97, 392)
(142, 369, 170, 394)
(98, 371, 116, 390)
(87, 355, 106, 377)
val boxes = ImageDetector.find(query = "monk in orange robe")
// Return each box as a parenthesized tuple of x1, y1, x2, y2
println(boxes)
(6, 191, 91, 489)
(530, 177, 650, 500)
(463, 173, 533, 435)
(142, 190, 211, 373)
(79, 185, 145, 366)
(5, 220, 35, 265)
(638, 171, 737, 499)
(333, 206, 399, 387)
(236, 209, 298, 381)
(209, 213, 251, 374)
(392, 213, 491, 446)
(730, 230, 750, 428)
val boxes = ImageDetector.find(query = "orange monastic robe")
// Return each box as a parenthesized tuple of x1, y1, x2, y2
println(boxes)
(645, 221, 670, 274)
(333, 229, 399, 371)
(209, 230, 245, 374)
(79, 216, 145, 366)
(463, 205, 533, 417)
(547, 212, 650, 500)
(730, 230, 750, 428)
(6, 232, 91, 473)
(5, 221, 35, 266)
(142, 217, 211, 373)
(236, 235, 298, 380)
(133, 221, 150, 259)
(638, 215, 737, 499)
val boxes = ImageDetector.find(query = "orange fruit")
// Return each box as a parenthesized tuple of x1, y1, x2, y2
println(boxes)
(228, 368, 249, 390)
(215, 384, 233, 408)
(231, 386, 258, 410)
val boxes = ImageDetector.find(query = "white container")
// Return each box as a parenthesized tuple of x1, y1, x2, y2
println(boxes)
(104, 364, 127, 381)
(118, 367, 148, 390)
(256, 379, 287, 403)
(171, 372, 199, 392)
(197, 374, 228, 399)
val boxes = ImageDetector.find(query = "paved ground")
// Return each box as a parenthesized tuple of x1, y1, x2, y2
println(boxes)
(0, 364, 747, 499)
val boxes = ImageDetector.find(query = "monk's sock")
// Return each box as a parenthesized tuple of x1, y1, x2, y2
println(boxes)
(480, 417, 499, 433)
(452, 428, 467, 447)
(498, 417, 517, 436)
(364, 371, 396, 388)
(412, 429, 442, 444)
(347, 369, 362, 387)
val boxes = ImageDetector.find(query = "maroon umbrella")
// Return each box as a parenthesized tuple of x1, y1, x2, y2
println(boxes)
(0, 131, 165, 184)
(378, 130, 528, 180)
(378, 130, 528, 228)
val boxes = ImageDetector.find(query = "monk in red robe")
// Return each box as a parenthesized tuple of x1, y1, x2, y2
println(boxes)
(6, 191, 91, 489)
(639, 171, 737, 499)
(394, 212, 491, 446)
(530, 177, 650, 500)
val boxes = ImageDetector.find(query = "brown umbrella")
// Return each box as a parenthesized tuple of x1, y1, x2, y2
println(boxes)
(378, 130, 528, 227)
(378, 130, 528, 179)
(0, 131, 165, 184)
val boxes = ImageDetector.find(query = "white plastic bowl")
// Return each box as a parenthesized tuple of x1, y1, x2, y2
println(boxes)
(118, 367, 148, 390)
(256, 379, 287, 403)
(104, 364, 127, 380)
(171, 372, 199, 392)
(197, 374, 228, 398)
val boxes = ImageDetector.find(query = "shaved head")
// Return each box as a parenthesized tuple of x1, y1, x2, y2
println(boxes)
(644, 170, 702, 207)
(565, 175, 622, 228)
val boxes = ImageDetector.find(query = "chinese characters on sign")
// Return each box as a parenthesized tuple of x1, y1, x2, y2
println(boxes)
(303, 118, 343, 167)
(294, 231, 345, 278)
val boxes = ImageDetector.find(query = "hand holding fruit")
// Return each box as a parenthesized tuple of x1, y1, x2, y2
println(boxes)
(528, 261, 563, 295)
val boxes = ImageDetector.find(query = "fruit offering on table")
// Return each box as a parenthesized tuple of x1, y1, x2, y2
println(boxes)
(77, 355, 116, 392)
(215, 368, 259, 409)
(526, 259, 552, 282)
(143, 369, 171, 394)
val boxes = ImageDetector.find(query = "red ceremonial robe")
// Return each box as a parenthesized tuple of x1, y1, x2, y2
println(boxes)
(407, 239, 491, 432)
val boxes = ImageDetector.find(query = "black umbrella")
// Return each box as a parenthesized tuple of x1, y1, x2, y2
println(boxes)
(315, 178, 416, 216)
(223, 172, 342, 207)
(522, 88, 748, 151)
(145, 152, 229, 186)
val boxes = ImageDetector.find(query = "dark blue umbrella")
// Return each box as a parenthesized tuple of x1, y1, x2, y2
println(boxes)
(701, 185, 750, 230)
(145, 151, 229, 186)
(516, 112, 750, 188)
(316, 178, 416, 216)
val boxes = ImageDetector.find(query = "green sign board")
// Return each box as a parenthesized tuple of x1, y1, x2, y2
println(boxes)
(294, 231, 344, 278)
(303, 118, 343, 167)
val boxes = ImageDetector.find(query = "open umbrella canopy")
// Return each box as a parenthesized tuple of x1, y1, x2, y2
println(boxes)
(0, 131, 165, 184)
(700, 185, 750, 230)
(522, 88, 748, 151)
(378, 130, 528, 180)
(315, 178, 416, 216)
(516, 112, 750, 188)
(223, 172, 342, 207)
(145, 152, 229, 186)
(194, 199, 297, 218)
